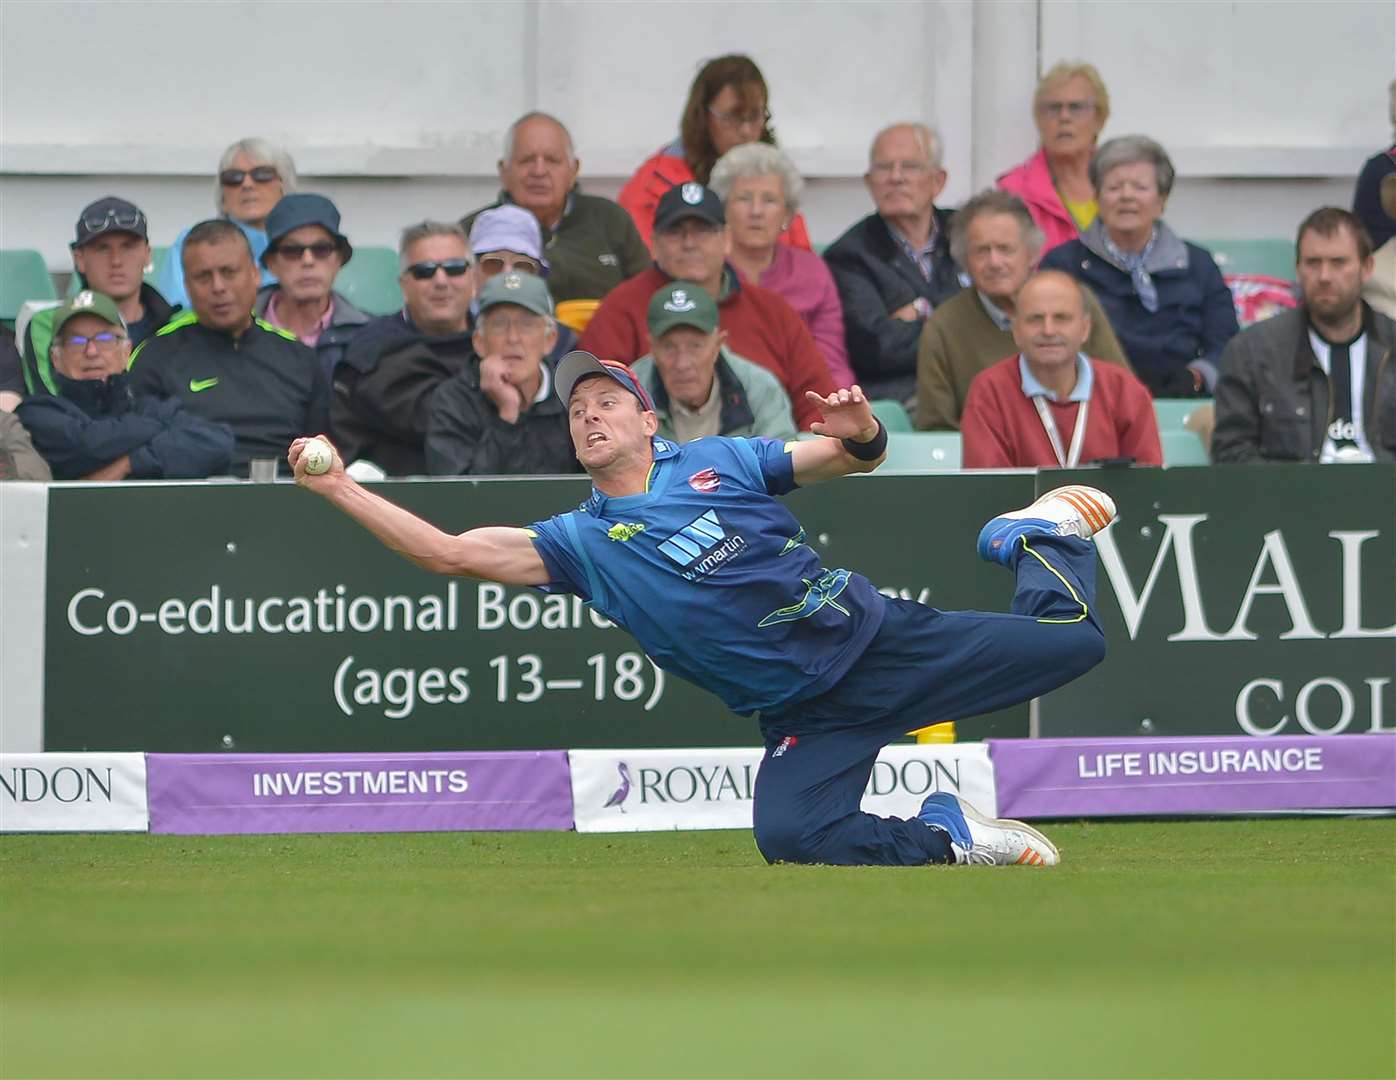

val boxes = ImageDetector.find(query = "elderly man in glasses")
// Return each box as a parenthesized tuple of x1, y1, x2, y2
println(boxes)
(18, 196, 180, 393)
(825, 123, 964, 404)
(254, 194, 371, 378)
(461, 111, 649, 304)
(18, 291, 233, 480)
(331, 222, 478, 475)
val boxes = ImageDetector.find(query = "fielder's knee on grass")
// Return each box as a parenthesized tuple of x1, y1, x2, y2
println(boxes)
(753, 813, 813, 865)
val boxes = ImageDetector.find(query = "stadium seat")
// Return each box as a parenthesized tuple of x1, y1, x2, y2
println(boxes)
(556, 299, 601, 334)
(335, 246, 402, 315)
(1154, 399, 1210, 465)
(1153, 398, 1199, 432)
(870, 398, 914, 432)
(1, 249, 57, 325)
(1198, 239, 1295, 280)
(881, 432, 961, 471)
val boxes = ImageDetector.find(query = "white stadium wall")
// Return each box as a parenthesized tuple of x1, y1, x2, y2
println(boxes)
(1, 0, 1390, 269)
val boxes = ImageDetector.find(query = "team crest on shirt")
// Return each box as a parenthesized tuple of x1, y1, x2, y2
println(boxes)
(681, 183, 704, 205)
(687, 467, 721, 493)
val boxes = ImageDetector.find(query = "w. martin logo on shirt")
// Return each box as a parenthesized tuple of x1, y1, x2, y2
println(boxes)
(657, 509, 748, 582)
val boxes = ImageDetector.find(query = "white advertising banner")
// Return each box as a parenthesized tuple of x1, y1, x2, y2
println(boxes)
(569, 744, 996, 834)
(0, 753, 148, 832)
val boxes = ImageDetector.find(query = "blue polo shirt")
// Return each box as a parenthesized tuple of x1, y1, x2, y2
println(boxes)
(527, 436, 886, 715)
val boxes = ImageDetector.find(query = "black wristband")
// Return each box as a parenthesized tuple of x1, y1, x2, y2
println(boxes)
(842, 418, 887, 461)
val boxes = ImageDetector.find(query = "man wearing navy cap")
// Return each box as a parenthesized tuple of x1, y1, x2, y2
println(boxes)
(290, 353, 1118, 870)
(579, 182, 835, 429)
(20, 196, 178, 392)
(255, 193, 371, 377)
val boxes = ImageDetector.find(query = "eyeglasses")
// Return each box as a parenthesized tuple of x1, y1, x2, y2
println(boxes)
(219, 166, 280, 187)
(869, 159, 931, 178)
(60, 332, 127, 352)
(1037, 100, 1096, 119)
(707, 105, 771, 130)
(273, 242, 338, 262)
(481, 312, 546, 335)
(478, 254, 541, 276)
(405, 259, 471, 280)
(82, 208, 146, 232)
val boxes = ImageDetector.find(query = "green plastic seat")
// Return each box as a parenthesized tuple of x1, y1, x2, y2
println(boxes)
(880, 432, 962, 471)
(1196, 239, 1295, 280)
(1, 249, 57, 323)
(870, 398, 914, 432)
(1153, 398, 1202, 432)
(335, 246, 402, 315)
(1160, 429, 1209, 466)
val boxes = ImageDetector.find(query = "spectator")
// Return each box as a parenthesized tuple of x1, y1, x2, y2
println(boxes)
(255, 194, 370, 378)
(1365, 175, 1396, 319)
(462, 113, 649, 304)
(1351, 79, 1396, 251)
(425, 272, 578, 477)
(710, 143, 854, 387)
(130, 221, 326, 476)
(332, 222, 476, 475)
(1213, 208, 1392, 464)
(619, 54, 812, 250)
(824, 123, 964, 404)
(916, 190, 1129, 430)
(632, 281, 796, 443)
(998, 62, 1110, 255)
(961, 271, 1161, 469)
(578, 182, 834, 429)
(20, 198, 178, 390)
(1, 328, 50, 481)
(19, 291, 232, 480)
(156, 138, 296, 310)
(1042, 136, 1238, 398)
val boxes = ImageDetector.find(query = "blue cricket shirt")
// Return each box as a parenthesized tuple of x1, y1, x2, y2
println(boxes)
(527, 436, 886, 715)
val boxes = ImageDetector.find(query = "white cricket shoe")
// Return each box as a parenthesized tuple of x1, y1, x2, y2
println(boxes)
(977, 485, 1117, 567)
(948, 795, 1060, 867)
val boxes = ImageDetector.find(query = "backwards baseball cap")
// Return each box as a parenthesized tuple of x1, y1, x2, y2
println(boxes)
(262, 193, 353, 266)
(50, 290, 126, 337)
(469, 205, 550, 274)
(477, 271, 554, 318)
(647, 280, 718, 339)
(72, 196, 148, 249)
(555, 350, 655, 412)
(653, 181, 725, 233)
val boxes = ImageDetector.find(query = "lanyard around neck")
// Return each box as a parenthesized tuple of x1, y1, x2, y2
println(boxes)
(1033, 395, 1089, 468)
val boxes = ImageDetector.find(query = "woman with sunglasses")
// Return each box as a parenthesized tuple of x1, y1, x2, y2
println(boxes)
(156, 137, 298, 310)
(618, 54, 811, 251)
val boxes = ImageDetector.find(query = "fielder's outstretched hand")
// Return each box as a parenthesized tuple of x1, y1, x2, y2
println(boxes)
(288, 434, 346, 495)
(805, 385, 878, 442)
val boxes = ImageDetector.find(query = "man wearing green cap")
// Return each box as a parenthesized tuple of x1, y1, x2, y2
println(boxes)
(425, 272, 581, 476)
(17, 291, 233, 480)
(633, 281, 796, 443)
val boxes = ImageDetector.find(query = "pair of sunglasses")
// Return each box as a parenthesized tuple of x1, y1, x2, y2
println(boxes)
(82, 208, 146, 232)
(273, 242, 338, 261)
(478, 254, 540, 276)
(405, 259, 471, 280)
(219, 165, 280, 187)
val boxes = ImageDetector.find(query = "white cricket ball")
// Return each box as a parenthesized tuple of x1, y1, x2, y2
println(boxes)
(302, 438, 334, 475)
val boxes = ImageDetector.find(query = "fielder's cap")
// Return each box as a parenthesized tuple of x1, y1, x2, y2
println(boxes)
(647, 280, 718, 338)
(262, 193, 353, 266)
(653, 181, 725, 232)
(72, 196, 148, 249)
(469, 205, 550, 274)
(477, 271, 555, 318)
(51, 290, 126, 337)
(555, 350, 655, 412)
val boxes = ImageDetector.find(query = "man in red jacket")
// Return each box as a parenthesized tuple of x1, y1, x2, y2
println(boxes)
(961, 271, 1161, 469)
(579, 182, 834, 429)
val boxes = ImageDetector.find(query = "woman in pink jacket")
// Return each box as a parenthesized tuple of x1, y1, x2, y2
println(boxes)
(998, 62, 1110, 256)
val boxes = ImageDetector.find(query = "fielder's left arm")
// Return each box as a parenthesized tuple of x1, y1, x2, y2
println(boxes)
(788, 386, 887, 487)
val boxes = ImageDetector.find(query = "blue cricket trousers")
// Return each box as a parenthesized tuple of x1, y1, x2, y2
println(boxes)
(752, 535, 1104, 867)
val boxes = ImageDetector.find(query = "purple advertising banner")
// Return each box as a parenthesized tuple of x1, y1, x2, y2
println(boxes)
(147, 751, 573, 835)
(989, 735, 1396, 818)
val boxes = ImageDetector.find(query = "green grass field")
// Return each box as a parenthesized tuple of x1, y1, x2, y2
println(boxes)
(2, 819, 1393, 1079)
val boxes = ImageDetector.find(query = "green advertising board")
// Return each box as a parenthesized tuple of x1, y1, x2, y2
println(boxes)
(43, 473, 1033, 752)
(1038, 464, 1395, 738)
